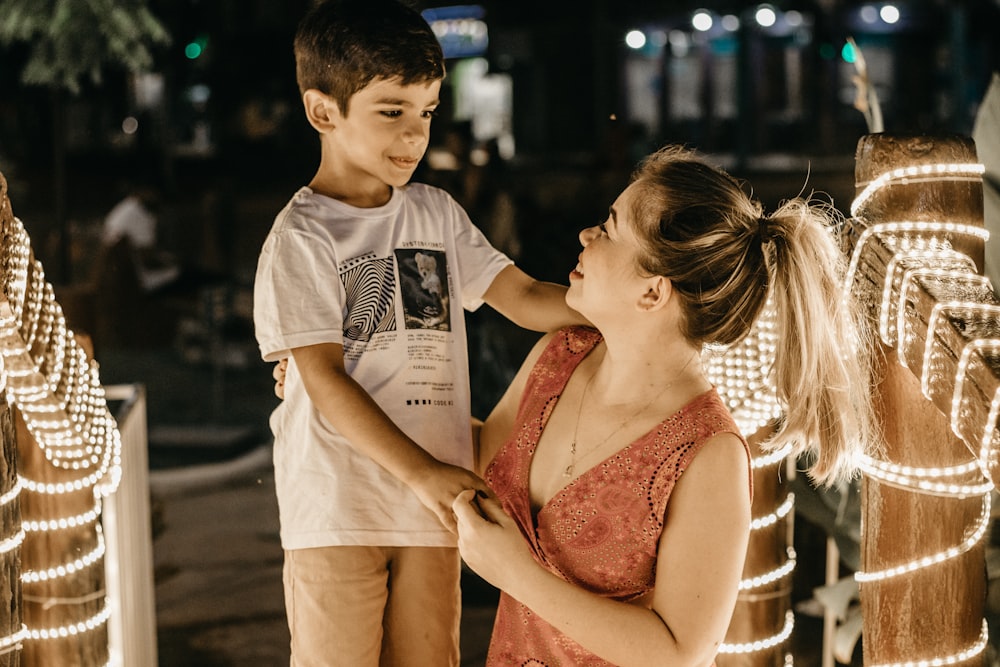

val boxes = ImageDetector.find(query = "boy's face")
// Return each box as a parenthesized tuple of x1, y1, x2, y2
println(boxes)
(327, 77, 442, 191)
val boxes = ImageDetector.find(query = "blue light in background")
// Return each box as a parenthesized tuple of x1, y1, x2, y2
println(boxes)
(423, 5, 489, 59)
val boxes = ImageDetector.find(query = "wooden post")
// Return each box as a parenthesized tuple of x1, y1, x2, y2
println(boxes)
(849, 133, 989, 666)
(0, 170, 122, 666)
(0, 401, 23, 667)
(717, 424, 792, 667)
(710, 302, 795, 666)
(0, 173, 25, 666)
(16, 409, 109, 667)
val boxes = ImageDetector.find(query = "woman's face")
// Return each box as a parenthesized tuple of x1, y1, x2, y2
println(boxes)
(567, 183, 651, 318)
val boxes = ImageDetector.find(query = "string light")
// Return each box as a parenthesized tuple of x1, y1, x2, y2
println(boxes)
(703, 297, 783, 438)
(0, 528, 25, 556)
(718, 610, 795, 654)
(0, 214, 123, 652)
(949, 337, 1000, 473)
(0, 217, 121, 480)
(858, 455, 993, 498)
(750, 493, 794, 531)
(895, 269, 993, 370)
(22, 497, 101, 532)
(0, 477, 22, 507)
(855, 493, 990, 583)
(879, 249, 977, 347)
(866, 619, 988, 667)
(739, 547, 797, 591)
(21, 528, 106, 584)
(25, 599, 111, 640)
(920, 303, 1000, 399)
(843, 220, 987, 313)
(851, 163, 986, 218)
(704, 296, 794, 657)
(0, 625, 28, 655)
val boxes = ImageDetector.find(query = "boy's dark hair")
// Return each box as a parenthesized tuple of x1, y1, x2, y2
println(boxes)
(294, 0, 445, 115)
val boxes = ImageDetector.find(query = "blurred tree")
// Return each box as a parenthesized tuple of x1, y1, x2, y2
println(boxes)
(0, 0, 170, 282)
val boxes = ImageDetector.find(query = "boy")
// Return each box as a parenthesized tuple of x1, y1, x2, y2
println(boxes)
(252, 1, 584, 665)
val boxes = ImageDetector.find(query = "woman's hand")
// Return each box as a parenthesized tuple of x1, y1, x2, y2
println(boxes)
(452, 489, 536, 592)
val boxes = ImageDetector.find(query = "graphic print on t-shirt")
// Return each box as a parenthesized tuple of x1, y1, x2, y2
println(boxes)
(396, 248, 451, 331)
(340, 254, 397, 342)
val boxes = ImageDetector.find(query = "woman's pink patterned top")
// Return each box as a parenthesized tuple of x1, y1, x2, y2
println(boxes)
(483, 326, 750, 666)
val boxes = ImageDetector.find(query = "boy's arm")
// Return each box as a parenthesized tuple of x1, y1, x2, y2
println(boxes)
(481, 265, 590, 333)
(292, 342, 489, 531)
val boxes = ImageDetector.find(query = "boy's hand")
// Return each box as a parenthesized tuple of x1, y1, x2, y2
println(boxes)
(273, 358, 288, 399)
(407, 462, 490, 533)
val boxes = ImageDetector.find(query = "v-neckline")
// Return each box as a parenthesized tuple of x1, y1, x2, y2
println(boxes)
(524, 341, 712, 518)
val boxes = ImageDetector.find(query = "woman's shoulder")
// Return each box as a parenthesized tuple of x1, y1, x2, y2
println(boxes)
(516, 327, 602, 394)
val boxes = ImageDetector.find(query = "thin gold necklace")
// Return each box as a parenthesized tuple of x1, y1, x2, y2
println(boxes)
(564, 352, 698, 479)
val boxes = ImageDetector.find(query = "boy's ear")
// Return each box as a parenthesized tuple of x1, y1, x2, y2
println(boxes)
(302, 89, 340, 133)
(637, 276, 671, 312)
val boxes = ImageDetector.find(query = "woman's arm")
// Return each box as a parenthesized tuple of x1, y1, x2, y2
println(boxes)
(454, 431, 751, 667)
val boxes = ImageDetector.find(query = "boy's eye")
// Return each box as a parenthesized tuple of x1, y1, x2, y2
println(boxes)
(381, 109, 403, 118)
(422, 108, 439, 119)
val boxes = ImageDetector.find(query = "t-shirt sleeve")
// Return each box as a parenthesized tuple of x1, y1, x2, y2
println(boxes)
(254, 225, 345, 362)
(450, 201, 514, 311)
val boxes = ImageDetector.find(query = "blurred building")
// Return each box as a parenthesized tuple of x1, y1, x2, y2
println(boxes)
(0, 0, 997, 203)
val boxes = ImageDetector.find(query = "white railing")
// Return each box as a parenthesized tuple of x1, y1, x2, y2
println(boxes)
(102, 384, 157, 667)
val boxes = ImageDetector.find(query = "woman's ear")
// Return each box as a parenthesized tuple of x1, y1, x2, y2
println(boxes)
(637, 276, 672, 312)
(302, 89, 339, 133)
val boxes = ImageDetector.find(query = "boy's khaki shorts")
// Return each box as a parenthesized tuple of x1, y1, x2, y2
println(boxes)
(283, 545, 461, 667)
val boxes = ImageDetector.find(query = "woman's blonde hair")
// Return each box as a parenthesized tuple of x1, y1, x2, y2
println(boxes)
(629, 145, 875, 486)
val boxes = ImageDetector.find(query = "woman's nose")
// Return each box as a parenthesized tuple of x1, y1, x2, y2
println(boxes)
(579, 225, 598, 246)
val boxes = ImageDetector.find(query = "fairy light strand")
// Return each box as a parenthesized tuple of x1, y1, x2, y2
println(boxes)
(858, 455, 993, 498)
(855, 493, 990, 583)
(21, 529, 106, 584)
(895, 269, 994, 371)
(843, 219, 989, 309)
(0, 213, 122, 651)
(851, 163, 986, 218)
(0, 625, 28, 655)
(25, 599, 111, 640)
(866, 620, 988, 667)
(750, 493, 794, 531)
(739, 547, 797, 591)
(718, 610, 795, 654)
(879, 249, 978, 347)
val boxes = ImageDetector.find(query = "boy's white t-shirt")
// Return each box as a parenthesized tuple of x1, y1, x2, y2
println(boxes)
(254, 183, 512, 549)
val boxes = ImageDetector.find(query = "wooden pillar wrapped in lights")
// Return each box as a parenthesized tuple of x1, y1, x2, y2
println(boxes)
(0, 366, 26, 665)
(707, 299, 796, 667)
(0, 173, 122, 666)
(845, 133, 992, 667)
(0, 174, 26, 666)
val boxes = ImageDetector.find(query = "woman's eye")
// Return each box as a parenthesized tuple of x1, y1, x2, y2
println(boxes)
(598, 223, 608, 235)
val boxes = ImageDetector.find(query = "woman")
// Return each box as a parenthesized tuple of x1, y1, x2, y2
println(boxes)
(452, 145, 875, 667)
